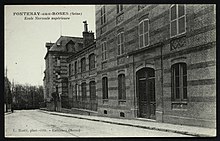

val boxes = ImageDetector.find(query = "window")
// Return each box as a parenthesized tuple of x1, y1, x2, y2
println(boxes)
(75, 61, 77, 74)
(138, 5, 146, 11)
(75, 84, 78, 100)
(69, 83, 72, 97)
(118, 74, 126, 100)
(117, 5, 123, 13)
(56, 72, 60, 79)
(69, 64, 71, 76)
(81, 82, 87, 101)
(170, 4, 186, 37)
(101, 6, 106, 25)
(81, 58, 86, 72)
(139, 19, 149, 48)
(89, 81, 96, 100)
(117, 32, 124, 55)
(57, 57, 60, 66)
(101, 42, 107, 61)
(89, 54, 95, 70)
(102, 77, 108, 99)
(171, 63, 187, 101)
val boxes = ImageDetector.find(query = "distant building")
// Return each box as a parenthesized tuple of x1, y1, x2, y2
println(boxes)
(43, 21, 95, 111)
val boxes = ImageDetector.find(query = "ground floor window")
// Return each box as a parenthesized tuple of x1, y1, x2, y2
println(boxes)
(171, 63, 187, 101)
(118, 74, 126, 100)
(102, 77, 108, 99)
(89, 81, 96, 100)
(81, 82, 87, 101)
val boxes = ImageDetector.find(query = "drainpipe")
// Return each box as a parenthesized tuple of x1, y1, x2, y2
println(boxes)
(161, 44, 164, 122)
(132, 55, 136, 118)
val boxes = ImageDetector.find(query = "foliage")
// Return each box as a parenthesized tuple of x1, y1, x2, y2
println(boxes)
(12, 84, 44, 110)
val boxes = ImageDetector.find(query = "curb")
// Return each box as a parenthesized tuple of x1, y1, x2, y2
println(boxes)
(39, 109, 212, 137)
(4, 112, 12, 115)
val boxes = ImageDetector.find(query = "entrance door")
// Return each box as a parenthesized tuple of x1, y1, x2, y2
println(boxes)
(137, 68, 156, 119)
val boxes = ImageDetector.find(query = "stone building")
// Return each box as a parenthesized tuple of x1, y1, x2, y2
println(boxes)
(43, 21, 96, 111)
(66, 21, 97, 113)
(95, 4, 216, 128)
(44, 4, 216, 128)
(44, 35, 84, 110)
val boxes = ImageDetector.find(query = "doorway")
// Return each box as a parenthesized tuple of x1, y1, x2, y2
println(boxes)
(136, 68, 156, 119)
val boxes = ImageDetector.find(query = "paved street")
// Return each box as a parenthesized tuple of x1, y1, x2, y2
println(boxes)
(5, 110, 192, 137)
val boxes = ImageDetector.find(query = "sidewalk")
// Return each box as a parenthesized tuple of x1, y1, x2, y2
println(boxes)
(39, 109, 216, 137)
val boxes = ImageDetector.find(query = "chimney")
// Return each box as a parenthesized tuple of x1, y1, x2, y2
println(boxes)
(83, 20, 88, 32)
(45, 42, 54, 51)
(82, 21, 94, 48)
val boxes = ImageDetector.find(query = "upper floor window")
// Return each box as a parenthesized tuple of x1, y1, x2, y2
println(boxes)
(101, 6, 106, 25)
(81, 57, 86, 72)
(138, 5, 146, 11)
(139, 19, 149, 48)
(101, 41, 107, 61)
(56, 57, 60, 66)
(56, 71, 60, 79)
(89, 53, 95, 70)
(171, 63, 187, 101)
(170, 4, 186, 37)
(117, 32, 124, 55)
(118, 74, 126, 100)
(102, 77, 108, 99)
(74, 61, 77, 74)
(117, 5, 123, 13)
(69, 64, 71, 76)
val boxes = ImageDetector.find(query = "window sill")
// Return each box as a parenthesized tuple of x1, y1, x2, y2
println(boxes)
(118, 100, 126, 106)
(116, 11, 124, 17)
(89, 68, 96, 71)
(103, 99, 109, 105)
(170, 32, 186, 40)
(101, 60, 107, 63)
(171, 101, 187, 110)
(117, 54, 127, 59)
(139, 44, 150, 49)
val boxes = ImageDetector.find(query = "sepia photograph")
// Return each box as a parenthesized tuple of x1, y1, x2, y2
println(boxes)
(4, 4, 216, 138)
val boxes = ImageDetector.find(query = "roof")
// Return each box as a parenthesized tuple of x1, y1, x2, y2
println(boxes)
(49, 36, 83, 52)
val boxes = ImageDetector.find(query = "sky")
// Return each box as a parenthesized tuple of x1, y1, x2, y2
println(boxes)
(4, 5, 96, 86)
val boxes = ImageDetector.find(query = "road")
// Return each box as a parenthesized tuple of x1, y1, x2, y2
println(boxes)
(5, 110, 192, 137)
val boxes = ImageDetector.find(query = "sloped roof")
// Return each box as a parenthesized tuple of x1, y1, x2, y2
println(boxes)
(49, 36, 83, 52)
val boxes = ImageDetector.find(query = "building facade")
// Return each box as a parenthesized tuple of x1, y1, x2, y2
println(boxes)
(66, 21, 97, 112)
(44, 4, 216, 128)
(44, 36, 84, 110)
(95, 4, 216, 128)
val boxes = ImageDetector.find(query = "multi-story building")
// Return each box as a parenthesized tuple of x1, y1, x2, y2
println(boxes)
(44, 4, 216, 128)
(44, 21, 96, 111)
(95, 4, 216, 128)
(44, 35, 84, 110)
(67, 21, 97, 112)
